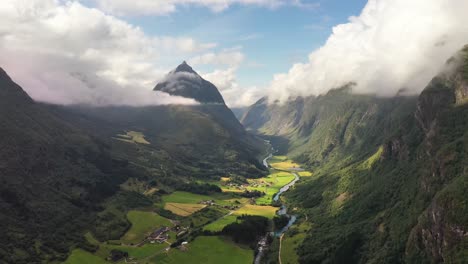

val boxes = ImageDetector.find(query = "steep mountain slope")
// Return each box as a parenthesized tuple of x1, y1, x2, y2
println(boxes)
(0, 68, 135, 263)
(0, 61, 267, 263)
(243, 47, 468, 263)
(242, 87, 418, 167)
(56, 62, 267, 179)
(55, 103, 267, 179)
(153, 61, 225, 104)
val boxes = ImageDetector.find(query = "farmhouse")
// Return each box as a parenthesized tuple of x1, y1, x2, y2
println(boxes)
(199, 200, 215, 206)
(147, 226, 170, 243)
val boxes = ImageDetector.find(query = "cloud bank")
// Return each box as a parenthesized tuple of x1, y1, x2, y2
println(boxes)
(268, 0, 468, 103)
(202, 68, 262, 107)
(0, 0, 206, 106)
(95, 0, 318, 16)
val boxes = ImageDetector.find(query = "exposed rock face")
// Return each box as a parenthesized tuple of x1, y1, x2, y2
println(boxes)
(405, 47, 468, 263)
(153, 61, 225, 104)
(381, 137, 409, 161)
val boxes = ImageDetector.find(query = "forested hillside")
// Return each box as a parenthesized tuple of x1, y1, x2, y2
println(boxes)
(0, 64, 267, 263)
(242, 47, 468, 263)
(0, 68, 136, 263)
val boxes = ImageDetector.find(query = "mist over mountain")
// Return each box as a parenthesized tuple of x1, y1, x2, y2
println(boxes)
(154, 61, 225, 104)
(1, 1, 467, 264)
(242, 46, 468, 263)
(267, 0, 468, 103)
(0, 62, 267, 263)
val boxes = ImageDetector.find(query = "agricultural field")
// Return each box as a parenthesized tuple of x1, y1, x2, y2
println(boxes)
(161, 191, 237, 206)
(234, 205, 278, 219)
(152, 236, 254, 264)
(297, 171, 313, 177)
(121, 210, 172, 244)
(203, 214, 238, 232)
(64, 249, 110, 264)
(63, 155, 306, 264)
(219, 155, 308, 205)
(221, 171, 294, 205)
(164, 203, 206, 216)
(114, 131, 150, 144)
(269, 156, 300, 171)
(280, 222, 311, 264)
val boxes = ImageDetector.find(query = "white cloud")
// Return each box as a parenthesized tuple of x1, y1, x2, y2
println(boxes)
(268, 0, 468, 103)
(0, 0, 211, 106)
(203, 67, 262, 107)
(189, 50, 245, 67)
(94, 0, 317, 16)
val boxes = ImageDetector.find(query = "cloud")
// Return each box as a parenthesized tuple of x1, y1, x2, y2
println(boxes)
(0, 0, 209, 106)
(202, 67, 262, 107)
(189, 50, 245, 67)
(268, 0, 468, 103)
(94, 0, 317, 16)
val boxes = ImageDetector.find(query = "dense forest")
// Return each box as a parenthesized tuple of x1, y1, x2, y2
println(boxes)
(242, 46, 468, 263)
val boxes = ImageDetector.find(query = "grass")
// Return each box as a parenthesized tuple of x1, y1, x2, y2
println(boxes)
(84, 232, 169, 262)
(203, 215, 238, 232)
(161, 191, 235, 206)
(152, 236, 254, 264)
(114, 131, 150, 145)
(121, 210, 172, 244)
(234, 205, 278, 219)
(164, 203, 206, 216)
(298, 171, 313, 177)
(280, 222, 311, 264)
(247, 172, 296, 205)
(269, 156, 288, 163)
(269, 156, 300, 171)
(107, 243, 168, 259)
(64, 249, 110, 264)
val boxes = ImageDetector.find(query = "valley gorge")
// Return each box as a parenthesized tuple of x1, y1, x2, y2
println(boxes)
(0, 46, 467, 264)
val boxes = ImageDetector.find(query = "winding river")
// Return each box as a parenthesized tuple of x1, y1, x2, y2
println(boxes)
(254, 154, 301, 264)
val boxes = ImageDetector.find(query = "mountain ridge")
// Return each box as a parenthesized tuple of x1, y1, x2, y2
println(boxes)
(243, 46, 468, 264)
(153, 61, 225, 104)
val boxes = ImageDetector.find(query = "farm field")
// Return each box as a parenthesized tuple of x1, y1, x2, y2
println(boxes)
(64, 249, 110, 264)
(221, 171, 294, 205)
(269, 157, 300, 171)
(203, 214, 238, 232)
(280, 222, 311, 264)
(114, 131, 150, 144)
(152, 236, 254, 264)
(234, 204, 278, 218)
(161, 191, 235, 206)
(164, 203, 206, 216)
(121, 210, 172, 244)
(80, 232, 169, 262)
(64, 155, 305, 264)
(220, 155, 309, 205)
(297, 171, 313, 177)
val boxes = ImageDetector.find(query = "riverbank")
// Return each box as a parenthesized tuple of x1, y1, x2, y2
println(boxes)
(254, 155, 305, 264)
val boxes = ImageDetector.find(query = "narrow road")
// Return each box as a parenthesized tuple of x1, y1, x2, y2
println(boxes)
(278, 234, 284, 264)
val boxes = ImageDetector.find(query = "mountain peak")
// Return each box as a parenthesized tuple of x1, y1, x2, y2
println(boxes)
(0, 67, 12, 82)
(154, 62, 225, 104)
(174, 61, 197, 74)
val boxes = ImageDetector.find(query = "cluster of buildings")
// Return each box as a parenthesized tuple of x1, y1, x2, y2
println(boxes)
(199, 200, 216, 206)
(145, 222, 191, 245)
(225, 180, 272, 191)
(147, 226, 170, 243)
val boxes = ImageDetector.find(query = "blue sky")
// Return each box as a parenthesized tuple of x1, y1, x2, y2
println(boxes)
(121, 0, 368, 87)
